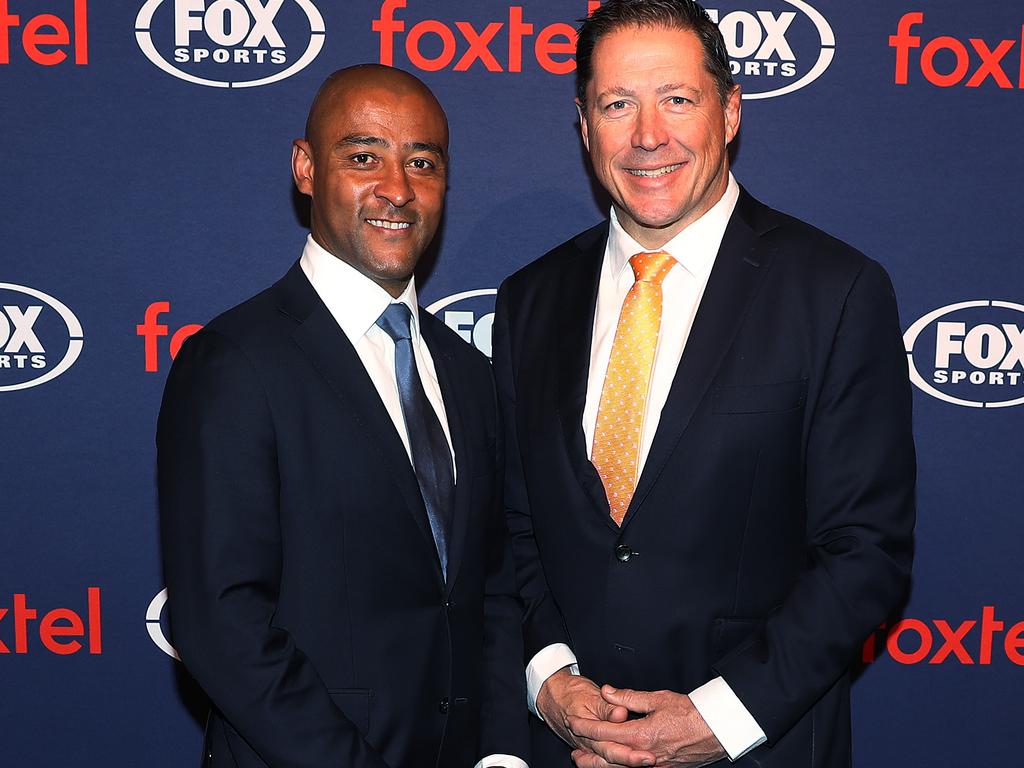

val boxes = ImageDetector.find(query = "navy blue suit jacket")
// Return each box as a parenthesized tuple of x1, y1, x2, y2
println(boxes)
(492, 190, 916, 767)
(158, 262, 527, 768)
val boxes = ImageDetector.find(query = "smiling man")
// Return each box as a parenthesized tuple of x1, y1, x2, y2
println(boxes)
(158, 65, 527, 768)
(492, 2, 916, 767)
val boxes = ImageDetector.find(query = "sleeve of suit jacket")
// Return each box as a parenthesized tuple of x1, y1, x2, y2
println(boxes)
(157, 328, 390, 768)
(492, 283, 574, 661)
(479, 365, 532, 759)
(713, 258, 916, 743)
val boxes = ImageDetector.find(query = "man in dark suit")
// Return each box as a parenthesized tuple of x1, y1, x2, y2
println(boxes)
(158, 65, 527, 768)
(491, 2, 916, 766)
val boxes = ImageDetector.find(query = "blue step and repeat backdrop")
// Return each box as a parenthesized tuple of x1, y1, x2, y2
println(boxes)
(2, 0, 1021, 764)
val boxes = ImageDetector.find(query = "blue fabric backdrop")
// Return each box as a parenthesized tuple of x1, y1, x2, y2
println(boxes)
(2, 0, 1021, 764)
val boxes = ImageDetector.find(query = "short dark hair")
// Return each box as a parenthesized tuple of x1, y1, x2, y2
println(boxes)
(575, 0, 736, 106)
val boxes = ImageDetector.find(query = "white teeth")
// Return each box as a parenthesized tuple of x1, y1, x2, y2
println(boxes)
(367, 219, 411, 230)
(627, 163, 682, 178)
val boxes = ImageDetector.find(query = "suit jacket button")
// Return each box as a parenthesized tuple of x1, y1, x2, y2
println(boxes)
(438, 697, 449, 714)
(615, 544, 634, 562)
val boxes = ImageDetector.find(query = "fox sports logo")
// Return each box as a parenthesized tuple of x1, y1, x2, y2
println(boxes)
(904, 300, 1024, 408)
(0, 283, 84, 392)
(146, 588, 180, 660)
(708, 0, 835, 99)
(135, 0, 326, 88)
(427, 289, 496, 358)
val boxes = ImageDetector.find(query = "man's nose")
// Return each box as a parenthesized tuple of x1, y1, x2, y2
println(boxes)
(632, 105, 669, 151)
(374, 162, 415, 207)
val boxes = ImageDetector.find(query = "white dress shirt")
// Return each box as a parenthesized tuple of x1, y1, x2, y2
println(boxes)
(524, 175, 768, 761)
(300, 235, 527, 768)
(300, 235, 455, 470)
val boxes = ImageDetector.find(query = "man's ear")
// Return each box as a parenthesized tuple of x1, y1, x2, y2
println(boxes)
(724, 84, 742, 144)
(292, 140, 315, 196)
(576, 99, 590, 153)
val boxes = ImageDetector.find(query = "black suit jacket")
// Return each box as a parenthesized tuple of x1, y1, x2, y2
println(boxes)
(158, 262, 527, 768)
(492, 190, 916, 767)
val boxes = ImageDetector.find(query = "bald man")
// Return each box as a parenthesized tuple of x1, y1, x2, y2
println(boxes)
(158, 66, 528, 768)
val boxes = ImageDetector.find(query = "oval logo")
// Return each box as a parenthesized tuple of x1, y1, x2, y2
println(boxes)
(146, 587, 180, 660)
(708, 0, 835, 100)
(426, 288, 496, 358)
(0, 283, 84, 393)
(903, 300, 1024, 408)
(135, 0, 326, 88)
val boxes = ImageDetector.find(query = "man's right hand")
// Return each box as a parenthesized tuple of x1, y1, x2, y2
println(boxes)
(536, 668, 643, 751)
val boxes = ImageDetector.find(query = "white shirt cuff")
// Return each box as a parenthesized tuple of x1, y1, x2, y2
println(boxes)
(474, 754, 528, 768)
(689, 676, 767, 761)
(525, 643, 579, 718)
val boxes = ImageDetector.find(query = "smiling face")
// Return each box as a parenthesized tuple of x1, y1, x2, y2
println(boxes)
(292, 68, 449, 297)
(579, 25, 741, 249)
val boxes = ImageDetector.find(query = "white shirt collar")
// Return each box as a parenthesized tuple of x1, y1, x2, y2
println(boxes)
(299, 234, 419, 343)
(606, 172, 740, 281)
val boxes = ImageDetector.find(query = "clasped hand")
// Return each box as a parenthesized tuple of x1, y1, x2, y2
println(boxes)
(538, 671, 726, 768)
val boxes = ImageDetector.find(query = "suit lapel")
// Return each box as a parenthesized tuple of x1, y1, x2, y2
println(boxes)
(554, 223, 620, 531)
(419, 312, 470, 594)
(622, 189, 778, 528)
(276, 263, 442, 581)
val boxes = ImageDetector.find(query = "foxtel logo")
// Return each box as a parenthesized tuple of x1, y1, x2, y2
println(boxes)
(890, 12, 1024, 89)
(861, 606, 1024, 666)
(373, 0, 600, 74)
(0, 0, 88, 65)
(138, 301, 203, 372)
(0, 588, 102, 655)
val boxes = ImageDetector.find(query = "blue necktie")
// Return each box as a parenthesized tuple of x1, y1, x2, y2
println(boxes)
(376, 303, 454, 578)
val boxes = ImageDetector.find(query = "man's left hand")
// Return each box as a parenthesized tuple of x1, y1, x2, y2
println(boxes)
(567, 686, 727, 768)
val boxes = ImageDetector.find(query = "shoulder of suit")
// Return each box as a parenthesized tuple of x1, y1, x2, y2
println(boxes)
(201, 284, 279, 344)
(739, 190, 882, 283)
(500, 219, 608, 294)
(171, 277, 295, 376)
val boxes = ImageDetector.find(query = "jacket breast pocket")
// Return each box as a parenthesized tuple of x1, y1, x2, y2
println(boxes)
(712, 379, 808, 415)
(328, 688, 372, 735)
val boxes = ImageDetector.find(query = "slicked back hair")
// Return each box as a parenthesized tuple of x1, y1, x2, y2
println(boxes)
(576, 0, 736, 106)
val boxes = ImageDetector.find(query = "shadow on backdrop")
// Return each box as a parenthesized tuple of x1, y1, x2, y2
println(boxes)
(172, 654, 210, 731)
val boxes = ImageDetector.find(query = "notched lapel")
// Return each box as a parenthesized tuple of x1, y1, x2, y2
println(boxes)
(277, 264, 442, 578)
(622, 194, 778, 528)
(554, 225, 619, 530)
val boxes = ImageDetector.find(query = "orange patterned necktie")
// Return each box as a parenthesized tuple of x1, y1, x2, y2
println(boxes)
(591, 251, 676, 526)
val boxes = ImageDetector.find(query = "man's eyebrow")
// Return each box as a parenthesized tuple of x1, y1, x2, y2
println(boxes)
(658, 82, 700, 95)
(334, 134, 388, 150)
(332, 135, 445, 160)
(407, 141, 447, 160)
(595, 83, 702, 100)
(596, 86, 637, 101)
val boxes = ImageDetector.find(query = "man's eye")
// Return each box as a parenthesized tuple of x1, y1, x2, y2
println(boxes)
(409, 158, 435, 170)
(670, 96, 692, 106)
(351, 153, 374, 164)
(608, 100, 628, 111)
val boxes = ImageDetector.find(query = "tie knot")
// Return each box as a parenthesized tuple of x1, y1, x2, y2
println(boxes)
(629, 250, 675, 285)
(376, 302, 414, 342)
